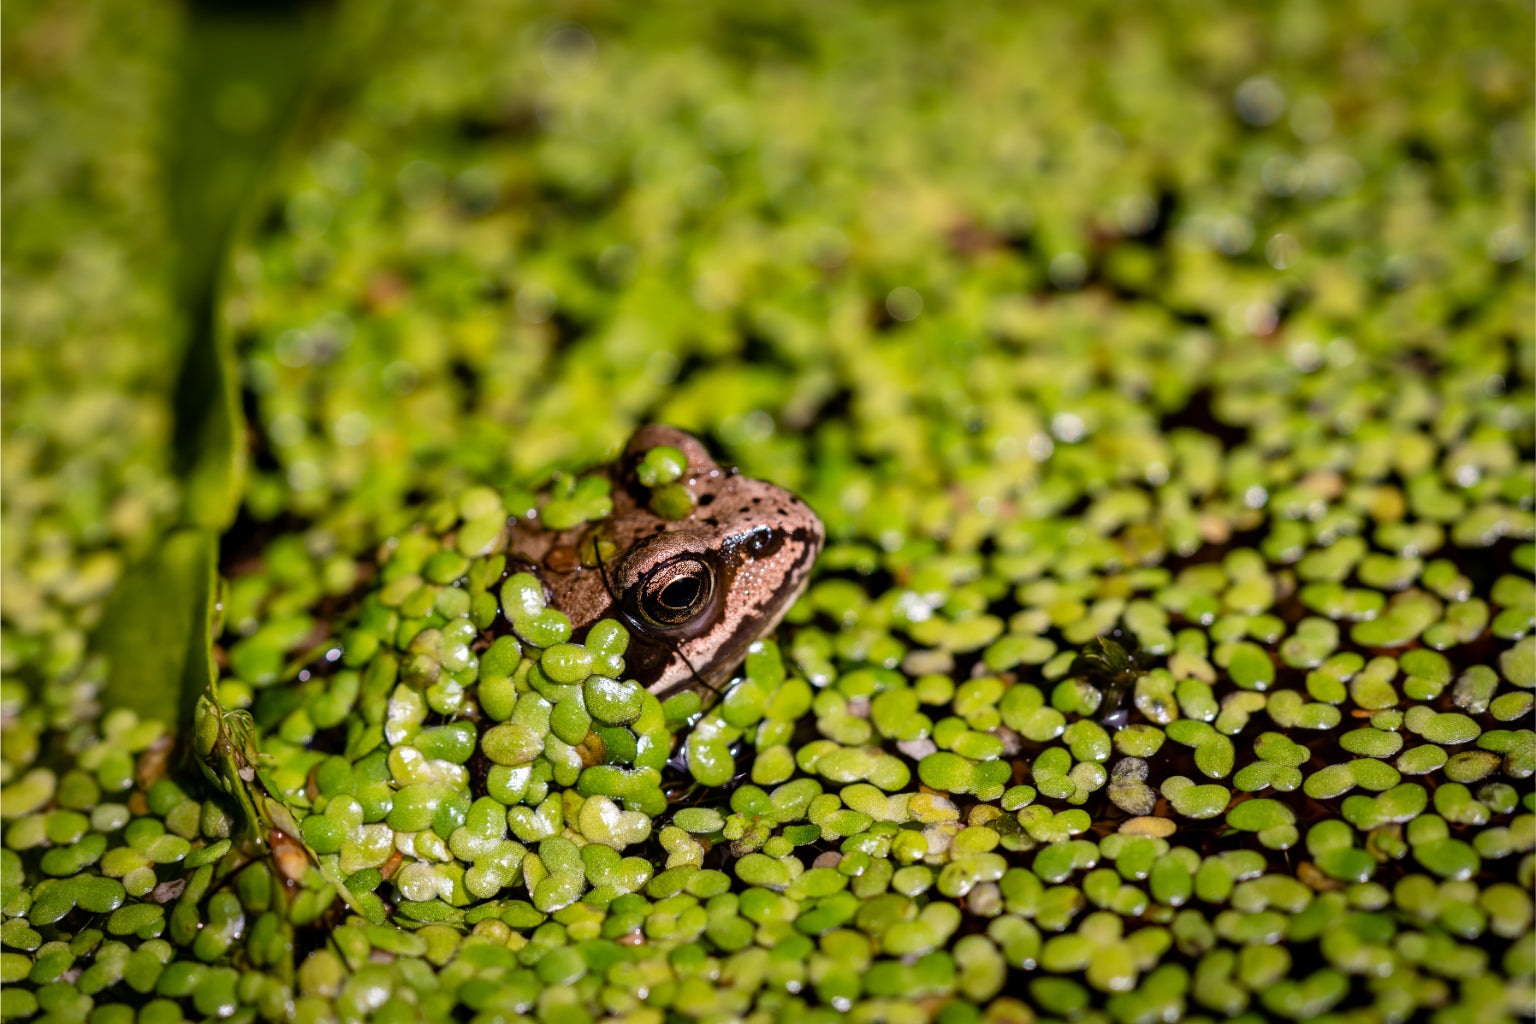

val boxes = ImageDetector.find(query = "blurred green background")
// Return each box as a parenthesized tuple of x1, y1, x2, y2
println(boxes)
(5, 0, 1530, 722)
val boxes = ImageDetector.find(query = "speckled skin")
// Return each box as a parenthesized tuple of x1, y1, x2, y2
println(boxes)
(504, 426, 823, 698)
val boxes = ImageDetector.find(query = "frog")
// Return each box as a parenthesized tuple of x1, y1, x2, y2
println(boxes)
(187, 425, 821, 943)
(502, 425, 824, 699)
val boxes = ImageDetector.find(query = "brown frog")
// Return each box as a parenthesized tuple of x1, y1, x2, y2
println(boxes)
(504, 426, 823, 699)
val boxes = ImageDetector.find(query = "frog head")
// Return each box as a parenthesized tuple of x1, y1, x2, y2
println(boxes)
(510, 426, 824, 698)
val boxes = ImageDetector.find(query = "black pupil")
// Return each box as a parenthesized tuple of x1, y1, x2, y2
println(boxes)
(658, 576, 701, 610)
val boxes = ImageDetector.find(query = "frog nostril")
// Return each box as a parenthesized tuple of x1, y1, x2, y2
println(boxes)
(743, 526, 783, 558)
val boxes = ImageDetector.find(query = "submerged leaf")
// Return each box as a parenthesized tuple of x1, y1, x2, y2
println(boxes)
(90, 529, 219, 732)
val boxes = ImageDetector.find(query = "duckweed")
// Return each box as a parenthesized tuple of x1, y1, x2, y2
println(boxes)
(6, 0, 1534, 1021)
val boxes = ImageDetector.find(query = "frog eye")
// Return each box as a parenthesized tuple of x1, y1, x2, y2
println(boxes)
(635, 556, 715, 628)
(741, 526, 784, 559)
